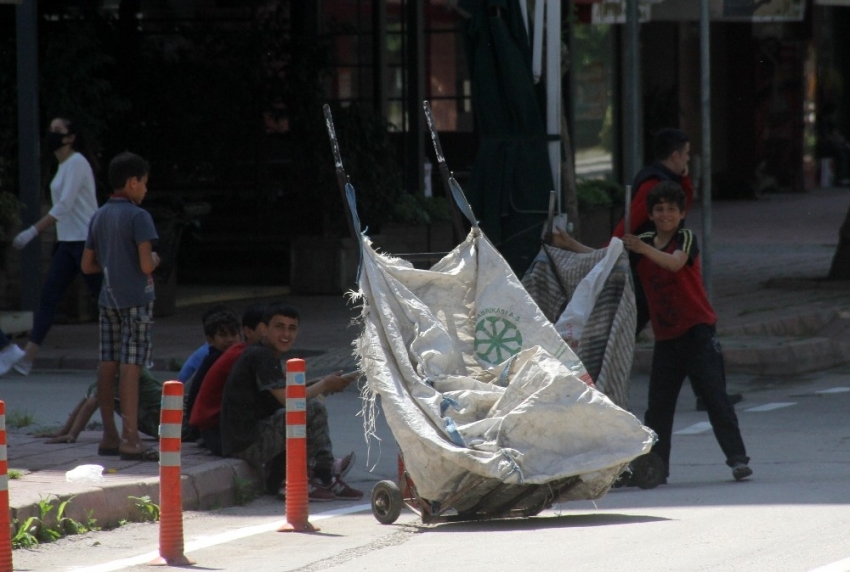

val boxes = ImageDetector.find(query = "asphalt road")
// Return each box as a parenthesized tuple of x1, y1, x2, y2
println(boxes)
(9, 365, 850, 572)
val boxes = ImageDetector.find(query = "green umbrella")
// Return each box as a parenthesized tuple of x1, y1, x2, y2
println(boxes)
(459, 0, 555, 274)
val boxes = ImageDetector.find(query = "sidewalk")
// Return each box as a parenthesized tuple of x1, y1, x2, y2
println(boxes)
(3, 187, 850, 537)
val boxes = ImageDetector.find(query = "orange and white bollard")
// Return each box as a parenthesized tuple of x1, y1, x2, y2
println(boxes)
(278, 358, 318, 532)
(150, 381, 194, 566)
(0, 401, 12, 572)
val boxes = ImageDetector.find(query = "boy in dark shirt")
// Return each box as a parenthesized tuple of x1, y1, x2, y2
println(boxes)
(220, 303, 362, 500)
(554, 181, 752, 482)
(182, 308, 240, 442)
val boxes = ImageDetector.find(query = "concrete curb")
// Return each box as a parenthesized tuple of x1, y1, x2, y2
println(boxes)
(10, 458, 257, 530)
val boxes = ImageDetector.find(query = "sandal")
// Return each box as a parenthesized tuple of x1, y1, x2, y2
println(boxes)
(97, 447, 120, 456)
(120, 448, 159, 462)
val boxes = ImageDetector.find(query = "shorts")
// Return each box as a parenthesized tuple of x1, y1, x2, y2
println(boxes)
(99, 302, 154, 366)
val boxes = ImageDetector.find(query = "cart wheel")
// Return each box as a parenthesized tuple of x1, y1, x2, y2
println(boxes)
(631, 452, 665, 490)
(371, 480, 403, 524)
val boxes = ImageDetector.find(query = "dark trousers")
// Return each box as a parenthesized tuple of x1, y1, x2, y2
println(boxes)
(644, 324, 749, 476)
(30, 241, 103, 345)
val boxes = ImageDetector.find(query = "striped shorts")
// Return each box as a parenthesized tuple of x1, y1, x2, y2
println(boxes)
(99, 302, 154, 366)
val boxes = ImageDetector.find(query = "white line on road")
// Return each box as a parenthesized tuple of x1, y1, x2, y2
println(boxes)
(815, 387, 850, 394)
(807, 556, 850, 572)
(72, 503, 371, 572)
(743, 402, 796, 412)
(674, 421, 712, 435)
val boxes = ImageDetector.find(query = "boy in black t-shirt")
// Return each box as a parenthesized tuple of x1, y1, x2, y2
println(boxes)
(220, 303, 363, 501)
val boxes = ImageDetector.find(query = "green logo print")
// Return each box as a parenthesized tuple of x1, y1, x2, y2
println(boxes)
(474, 315, 523, 364)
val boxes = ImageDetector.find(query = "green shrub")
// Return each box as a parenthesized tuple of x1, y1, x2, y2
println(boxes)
(576, 178, 625, 211)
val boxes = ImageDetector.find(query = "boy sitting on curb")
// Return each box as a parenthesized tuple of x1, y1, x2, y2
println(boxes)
(220, 303, 362, 500)
(43, 369, 164, 446)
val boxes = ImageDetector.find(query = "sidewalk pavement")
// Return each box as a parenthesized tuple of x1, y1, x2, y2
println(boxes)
(2, 187, 850, 535)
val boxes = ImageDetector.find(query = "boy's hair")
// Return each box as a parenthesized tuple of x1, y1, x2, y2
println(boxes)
(203, 309, 240, 338)
(201, 303, 233, 326)
(653, 128, 689, 161)
(647, 181, 687, 213)
(261, 303, 300, 325)
(242, 303, 268, 330)
(108, 151, 150, 190)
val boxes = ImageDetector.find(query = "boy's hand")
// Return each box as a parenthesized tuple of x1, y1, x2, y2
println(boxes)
(622, 234, 647, 254)
(551, 228, 574, 250)
(320, 371, 356, 395)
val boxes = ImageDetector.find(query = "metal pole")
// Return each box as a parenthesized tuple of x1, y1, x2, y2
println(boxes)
(404, 0, 425, 195)
(700, 0, 713, 301)
(16, 0, 41, 312)
(545, 0, 562, 212)
(623, 0, 642, 183)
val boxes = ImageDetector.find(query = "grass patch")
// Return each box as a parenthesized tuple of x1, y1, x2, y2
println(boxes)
(234, 476, 259, 506)
(6, 409, 37, 429)
(12, 496, 99, 549)
(129, 495, 160, 522)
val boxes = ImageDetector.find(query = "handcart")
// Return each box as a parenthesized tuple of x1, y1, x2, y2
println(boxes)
(323, 102, 657, 525)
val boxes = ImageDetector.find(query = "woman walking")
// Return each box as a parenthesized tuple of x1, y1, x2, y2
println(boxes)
(11, 117, 103, 375)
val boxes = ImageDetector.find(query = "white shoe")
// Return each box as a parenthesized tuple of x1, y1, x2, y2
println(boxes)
(0, 344, 26, 376)
(12, 357, 33, 376)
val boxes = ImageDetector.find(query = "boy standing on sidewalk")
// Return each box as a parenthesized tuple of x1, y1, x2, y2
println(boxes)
(554, 181, 752, 482)
(82, 151, 160, 461)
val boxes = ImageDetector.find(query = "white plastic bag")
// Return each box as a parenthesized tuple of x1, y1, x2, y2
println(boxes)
(553, 237, 624, 347)
(65, 464, 104, 484)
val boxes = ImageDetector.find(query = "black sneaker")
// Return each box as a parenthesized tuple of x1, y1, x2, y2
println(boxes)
(732, 463, 753, 481)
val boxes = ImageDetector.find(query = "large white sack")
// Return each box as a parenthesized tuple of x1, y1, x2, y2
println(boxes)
(356, 228, 654, 503)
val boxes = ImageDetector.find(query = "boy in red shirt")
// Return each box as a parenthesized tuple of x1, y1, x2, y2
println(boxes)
(555, 181, 752, 482)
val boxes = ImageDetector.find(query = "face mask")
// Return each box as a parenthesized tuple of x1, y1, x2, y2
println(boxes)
(46, 131, 69, 152)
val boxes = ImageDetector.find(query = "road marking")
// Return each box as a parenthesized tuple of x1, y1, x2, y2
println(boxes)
(674, 421, 712, 435)
(807, 556, 850, 572)
(743, 402, 796, 412)
(815, 387, 850, 394)
(73, 503, 371, 572)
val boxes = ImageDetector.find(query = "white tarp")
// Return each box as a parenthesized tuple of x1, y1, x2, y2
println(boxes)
(356, 226, 654, 505)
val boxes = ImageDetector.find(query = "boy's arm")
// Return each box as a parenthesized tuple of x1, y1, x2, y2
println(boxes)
(622, 235, 688, 272)
(81, 247, 102, 274)
(138, 240, 161, 275)
(269, 372, 355, 405)
(551, 228, 595, 253)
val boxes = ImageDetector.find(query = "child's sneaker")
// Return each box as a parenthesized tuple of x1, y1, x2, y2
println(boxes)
(333, 451, 355, 479)
(0, 344, 26, 376)
(12, 358, 32, 377)
(307, 478, 336, 502)
(732, 463, 753, 481)
(329, 477, 364, 500)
